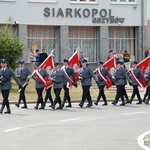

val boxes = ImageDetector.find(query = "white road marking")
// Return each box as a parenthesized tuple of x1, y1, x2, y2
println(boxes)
(3, 118, 83, 133)
(137, 130, 150, 150)
(59, 118, 82, 122)
(4, 127, 22, 132)
(123, 111, 147, 115)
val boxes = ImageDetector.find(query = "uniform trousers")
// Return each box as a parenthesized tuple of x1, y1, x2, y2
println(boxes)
(115, 85, 125, 103)
(44, 87, 53, 106)
(97, 85, 107, 103)
(53, 88, 62, 106)
(80, 85, 92, 106)
(123, 85, 129, 100)
(1, 90, 10, 111)
(143, 86, 150, 101)
(63, 85, 71, 105)
(130, 85, 141, 102)
(18, 86, 27, 106)
(36, 88, 44, 106)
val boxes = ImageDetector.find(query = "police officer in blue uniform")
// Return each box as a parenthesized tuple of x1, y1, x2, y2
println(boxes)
(94, 61, 113, 106)
(126, 61, 145, 104)
(33, 62, 49, 109)
(15, 61, 31, 108)
(112, 61, 131, 106)
(0, 59, 22, 114)
(120, 61, 129, 101)
(79, 59, 99, 108)
(62, 59, 76, 108)
(49, 62, 77, 110)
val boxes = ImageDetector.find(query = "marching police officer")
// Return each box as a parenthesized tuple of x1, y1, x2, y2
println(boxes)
(120, 61, 129, 101)
(112, 61, 131, 106)
(126, 61, 145, 104)
(33, 62, 49, 109)
(0, 59, 22, 114)
(15, 61, 31, 108)
(62, 59, 76, 108)
(143, 61, 150, 104)
(79, 59, 99, 108)
(94, 61, 113, 106)
(49, 62, 77, 110)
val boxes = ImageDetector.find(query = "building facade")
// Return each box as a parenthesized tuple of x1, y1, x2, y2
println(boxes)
(147, 0, 150, 49)
(0, 0, 147, 63)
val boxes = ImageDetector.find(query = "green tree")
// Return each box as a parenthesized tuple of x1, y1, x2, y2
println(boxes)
(0, 25, 24, 69)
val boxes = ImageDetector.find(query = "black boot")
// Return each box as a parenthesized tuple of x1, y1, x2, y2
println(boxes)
(102, 103, 108, 106)
(39, 103, 45, 109)
(4, 105, 11, 114)
(15, 103, 19, 107)
(34, 103, 39, 109)
(61, 101, 65, 108)
(125, 100, 132, 104)
(22, 99, 27, 108)
(144, 100, 149, 105)
(0, 105, 5, 114)
(22, 104, 27, 109)
(51, 101, 56, 110)
(136, 99, 142, 104)
(66, 104, 72, 107)
(102, 99, 107, 106)
(94, 99, 99, 106)
(112, 100, 117, 105)
(86, 103, 92, 107)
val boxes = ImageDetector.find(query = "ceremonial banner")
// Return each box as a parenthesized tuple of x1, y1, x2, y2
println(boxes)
(68, 49, 80, 81)
(67, 49, 80, 88)
(103, 56, 116, 88)
(40, 53, 55, 70)
(136, 56, 150, 87)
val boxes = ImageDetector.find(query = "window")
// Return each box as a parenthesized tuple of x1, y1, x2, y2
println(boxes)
(69, 27, 97, 62)
(109, 27, 135, 56)
(27, 25, 57, 62)
(111, 0, 137, 4)
(70, 0, 97, 4)
(28, 0, 57, 3)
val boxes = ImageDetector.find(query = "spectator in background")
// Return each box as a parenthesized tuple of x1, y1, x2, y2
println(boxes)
(40, 49, 48, 64)
(30, 49, 36, 71)
(35, 49, 40, 63)
(145, 48, 150, 58)
(106, 50, 114, 60)
(79, 51, 85, 67)
(116, 50, 123, 62)
(123, 50, 131, 71)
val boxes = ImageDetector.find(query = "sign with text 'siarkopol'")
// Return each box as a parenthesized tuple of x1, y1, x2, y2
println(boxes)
(44, 7, 125, 24)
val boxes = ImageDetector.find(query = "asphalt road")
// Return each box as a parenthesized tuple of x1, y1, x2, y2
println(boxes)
(0, 102, 150, 150)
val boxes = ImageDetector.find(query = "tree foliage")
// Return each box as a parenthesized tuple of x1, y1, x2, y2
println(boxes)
(0, 25, 24, 69)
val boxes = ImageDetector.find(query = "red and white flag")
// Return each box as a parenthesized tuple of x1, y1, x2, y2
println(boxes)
(129, 56, 150, 88)
(67, 49, 80, 88)
(40, 53, 55, 70)
(40, 53, 55, 89)
(136, 56, 150, 87)
(103, 56, 116, 88)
